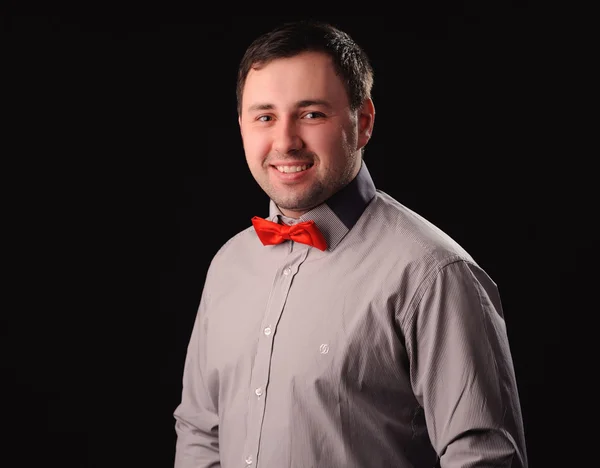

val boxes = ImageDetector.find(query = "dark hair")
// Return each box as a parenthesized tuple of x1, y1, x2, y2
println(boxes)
(236, 20, 374, 115)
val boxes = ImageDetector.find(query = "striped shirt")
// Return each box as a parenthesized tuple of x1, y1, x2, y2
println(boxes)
(173, 162, 528, 468)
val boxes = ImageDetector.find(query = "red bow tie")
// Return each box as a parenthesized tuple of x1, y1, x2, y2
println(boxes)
(251, 216, 328, 251)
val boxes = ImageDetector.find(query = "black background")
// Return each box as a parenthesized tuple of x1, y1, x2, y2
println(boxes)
(3, 4, 579, 467)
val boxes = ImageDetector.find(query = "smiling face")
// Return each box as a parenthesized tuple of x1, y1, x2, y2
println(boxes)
(239, 51, 374, 218)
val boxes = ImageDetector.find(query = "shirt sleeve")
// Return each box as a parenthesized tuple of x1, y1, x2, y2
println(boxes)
(403, 259, 528, 468)
(173, 287, 221, 468)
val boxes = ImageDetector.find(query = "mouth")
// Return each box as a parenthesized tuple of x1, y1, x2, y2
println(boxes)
(273, 163, 314, 174)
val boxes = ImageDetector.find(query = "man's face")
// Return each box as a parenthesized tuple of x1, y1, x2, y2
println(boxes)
(239, 51, 373, 218)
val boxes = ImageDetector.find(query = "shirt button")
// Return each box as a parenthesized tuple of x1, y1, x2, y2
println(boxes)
(264, 326, 272, 335)
(255, 387, 263, 397)
(283, 267, 291, 276)
(245, 455, 253, 465)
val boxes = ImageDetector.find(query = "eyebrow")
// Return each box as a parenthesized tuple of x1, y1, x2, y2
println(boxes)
(247, 99, 333, 113)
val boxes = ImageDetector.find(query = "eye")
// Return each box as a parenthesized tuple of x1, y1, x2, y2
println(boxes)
(257, 115, 272, 122)
(303, 112, 325, 119)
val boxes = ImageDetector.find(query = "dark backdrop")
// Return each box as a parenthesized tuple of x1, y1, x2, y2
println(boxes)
(3, 5, 577, 468)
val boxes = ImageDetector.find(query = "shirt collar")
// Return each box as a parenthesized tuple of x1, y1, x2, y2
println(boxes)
(267, 161, 377, 251)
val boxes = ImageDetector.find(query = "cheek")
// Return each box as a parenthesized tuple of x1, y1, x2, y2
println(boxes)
(242, 130, 270, 162)
(306, 127, 343, 153)
(313, 125, 355, 156)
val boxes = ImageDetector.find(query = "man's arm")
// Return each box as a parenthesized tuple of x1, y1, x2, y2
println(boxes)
(404, 259, 528, 467)
(173, 290, 220, 468)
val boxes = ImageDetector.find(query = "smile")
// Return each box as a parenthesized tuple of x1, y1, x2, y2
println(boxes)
(275, 164, 312, 173)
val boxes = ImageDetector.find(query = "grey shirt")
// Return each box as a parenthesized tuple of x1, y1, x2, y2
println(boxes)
(173, 162, 528, 468)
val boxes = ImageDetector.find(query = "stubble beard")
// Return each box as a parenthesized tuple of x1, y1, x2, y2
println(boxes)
(271, 179, 328, 214)
(265, 156, 359, 214)
(262, 130, 360, 214)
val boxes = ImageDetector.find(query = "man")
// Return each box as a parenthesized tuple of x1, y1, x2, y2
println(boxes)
(173, 20, 528, 468)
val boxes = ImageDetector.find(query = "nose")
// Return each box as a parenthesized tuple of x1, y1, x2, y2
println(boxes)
(272, 119, 302, 154)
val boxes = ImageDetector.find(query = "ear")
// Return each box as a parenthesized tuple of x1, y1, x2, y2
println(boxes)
(356, 98, 375, 151)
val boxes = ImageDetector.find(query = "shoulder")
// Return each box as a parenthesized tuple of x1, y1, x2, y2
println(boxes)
(209, 224, 258, 266)
(361, 190, 476, 269)
(362, 192, 503, 326)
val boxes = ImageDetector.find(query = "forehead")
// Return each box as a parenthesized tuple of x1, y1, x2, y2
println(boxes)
(241, 51, 348, 111)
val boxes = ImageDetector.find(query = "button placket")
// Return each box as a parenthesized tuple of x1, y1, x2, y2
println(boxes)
(243, 247, 310, 467)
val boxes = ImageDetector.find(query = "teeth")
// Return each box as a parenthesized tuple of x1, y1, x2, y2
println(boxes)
(276, 165, 310, 173)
